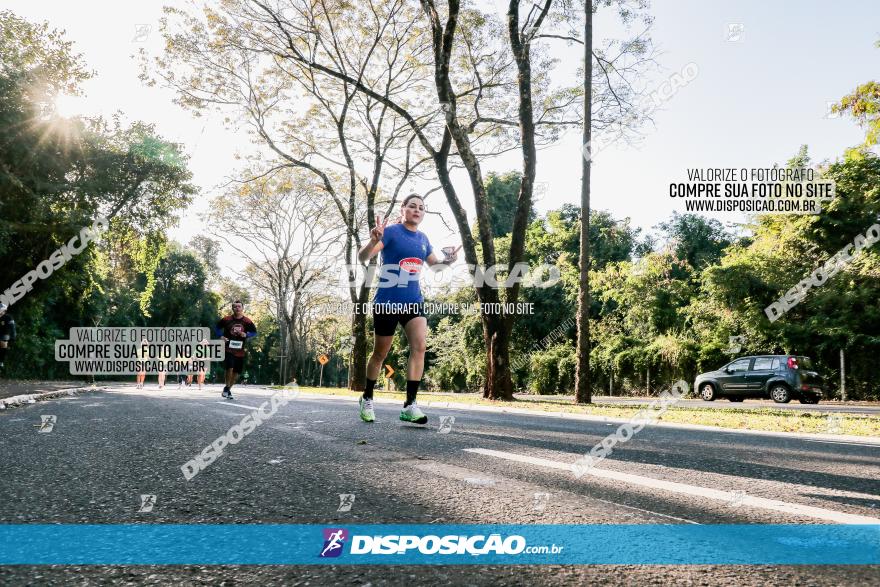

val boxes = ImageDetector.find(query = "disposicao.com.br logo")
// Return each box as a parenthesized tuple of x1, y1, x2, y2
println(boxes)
(319, 528, 563, 558)
(319, 528, 349, 558)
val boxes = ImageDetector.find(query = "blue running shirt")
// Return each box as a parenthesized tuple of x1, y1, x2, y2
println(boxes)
(373, 223, 433, 304)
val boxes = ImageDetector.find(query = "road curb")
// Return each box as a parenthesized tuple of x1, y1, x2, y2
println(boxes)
(293, 391, 880, 445)
(0, 385, 106, 411)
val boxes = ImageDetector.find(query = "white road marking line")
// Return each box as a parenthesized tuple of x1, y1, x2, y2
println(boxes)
(590, 496, 699, 525)
(215, 401, 259, 410)
(463, 477, 497, 486)
(464, 448, 880, 525)
(415, 460, 698, 524)
(803, 439, 880, 448)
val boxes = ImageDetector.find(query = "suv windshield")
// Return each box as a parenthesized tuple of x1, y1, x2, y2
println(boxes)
(797, 356, 814, 369)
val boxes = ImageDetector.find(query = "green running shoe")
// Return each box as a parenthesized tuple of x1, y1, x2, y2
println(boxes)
(359, 395, 375, 423)
(400, 402, 428, 425)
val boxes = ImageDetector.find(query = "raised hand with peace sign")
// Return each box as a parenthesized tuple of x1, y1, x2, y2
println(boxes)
(370, 215, 389, 243)
(359, 214, 390, 263)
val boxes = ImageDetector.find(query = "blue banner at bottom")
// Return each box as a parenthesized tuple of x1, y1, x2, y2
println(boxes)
(0, 524, 878, 565)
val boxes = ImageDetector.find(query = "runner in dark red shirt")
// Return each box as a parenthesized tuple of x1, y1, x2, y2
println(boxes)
(215, 300, 257, 400)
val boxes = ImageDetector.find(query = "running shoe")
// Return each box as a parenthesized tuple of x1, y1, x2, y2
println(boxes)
(400, 402, 428, 425)
(359, 395, 375, 423)
(222, 386, 230, 398)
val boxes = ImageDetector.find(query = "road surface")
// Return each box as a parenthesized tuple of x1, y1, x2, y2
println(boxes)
(1, 383, 878, 585)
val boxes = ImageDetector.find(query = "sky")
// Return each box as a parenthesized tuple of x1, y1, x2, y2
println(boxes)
(7, 0, 879, 276)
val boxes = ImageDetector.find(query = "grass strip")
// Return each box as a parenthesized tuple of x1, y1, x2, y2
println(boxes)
(271, 386, 880, 437)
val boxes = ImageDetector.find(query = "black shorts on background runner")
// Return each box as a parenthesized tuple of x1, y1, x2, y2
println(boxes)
(373, 303, 424, 336)
(224, 354, 245, 373)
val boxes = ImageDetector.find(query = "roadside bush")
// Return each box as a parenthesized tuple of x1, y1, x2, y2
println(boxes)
(529, 344, 576, 395)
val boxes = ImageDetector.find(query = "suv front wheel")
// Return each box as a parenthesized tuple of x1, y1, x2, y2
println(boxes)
(769, 384, 792, 404)
(699, 383, 716, 401)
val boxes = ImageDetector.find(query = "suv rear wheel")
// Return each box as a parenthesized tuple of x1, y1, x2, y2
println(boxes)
(770, 384, 792, 404)
(699, 383, 716, 401)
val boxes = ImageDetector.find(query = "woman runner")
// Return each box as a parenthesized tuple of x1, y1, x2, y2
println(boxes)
(135, 338, 147, 389)
(196, 338, 208, 390)
(356, 194, 459, 424)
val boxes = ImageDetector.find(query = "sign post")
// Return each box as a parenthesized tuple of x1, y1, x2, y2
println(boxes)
(318, 354, 329, 387)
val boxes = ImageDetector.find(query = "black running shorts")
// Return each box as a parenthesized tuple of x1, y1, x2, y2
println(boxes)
(373, 303, 425, 337)
(224, 354, 245, 374)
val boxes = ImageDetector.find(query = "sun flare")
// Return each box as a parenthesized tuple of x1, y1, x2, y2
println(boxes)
(53, 92, 87, 118)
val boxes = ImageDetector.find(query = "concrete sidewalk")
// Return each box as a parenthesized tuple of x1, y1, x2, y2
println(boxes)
(0, 380, 92, 401)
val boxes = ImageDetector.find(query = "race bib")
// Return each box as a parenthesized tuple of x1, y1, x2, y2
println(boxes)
(228, 340, 243, 349)
(399, 257, 423, 274)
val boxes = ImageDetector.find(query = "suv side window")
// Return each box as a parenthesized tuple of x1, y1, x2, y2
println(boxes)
(752, 358, 775, 370)
(728, 359, 751, 372)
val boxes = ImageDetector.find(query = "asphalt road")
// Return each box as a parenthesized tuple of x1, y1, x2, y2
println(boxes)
(1, 383, 879, 585)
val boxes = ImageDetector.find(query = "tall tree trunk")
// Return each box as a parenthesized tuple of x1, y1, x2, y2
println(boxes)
(503, 0, 548, 399)
(575, 2, 593, 404)
(484, 315, 514, 399)
(347, 263, 372, 391)
(285, 329, 295, 383)
(420, 0, 513, 401)
(349, 312, 367, 391)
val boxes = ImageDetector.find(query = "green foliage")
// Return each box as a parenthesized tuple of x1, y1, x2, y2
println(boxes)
(657, 212, 733, 273)
(833, 38, 879, 148)
(0, 10, 92, 98)
(425, 308, 485, 392)
(504, 148, 878, 399)
(681, 147, 880, 398)
(481, 172, 538, 238)
(0, 11, 204, 381)
(148, 244, 218, 327)
(528, 344, 576, 395)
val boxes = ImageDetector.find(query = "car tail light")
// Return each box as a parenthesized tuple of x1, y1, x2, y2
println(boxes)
(787, 357, 799, 369)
